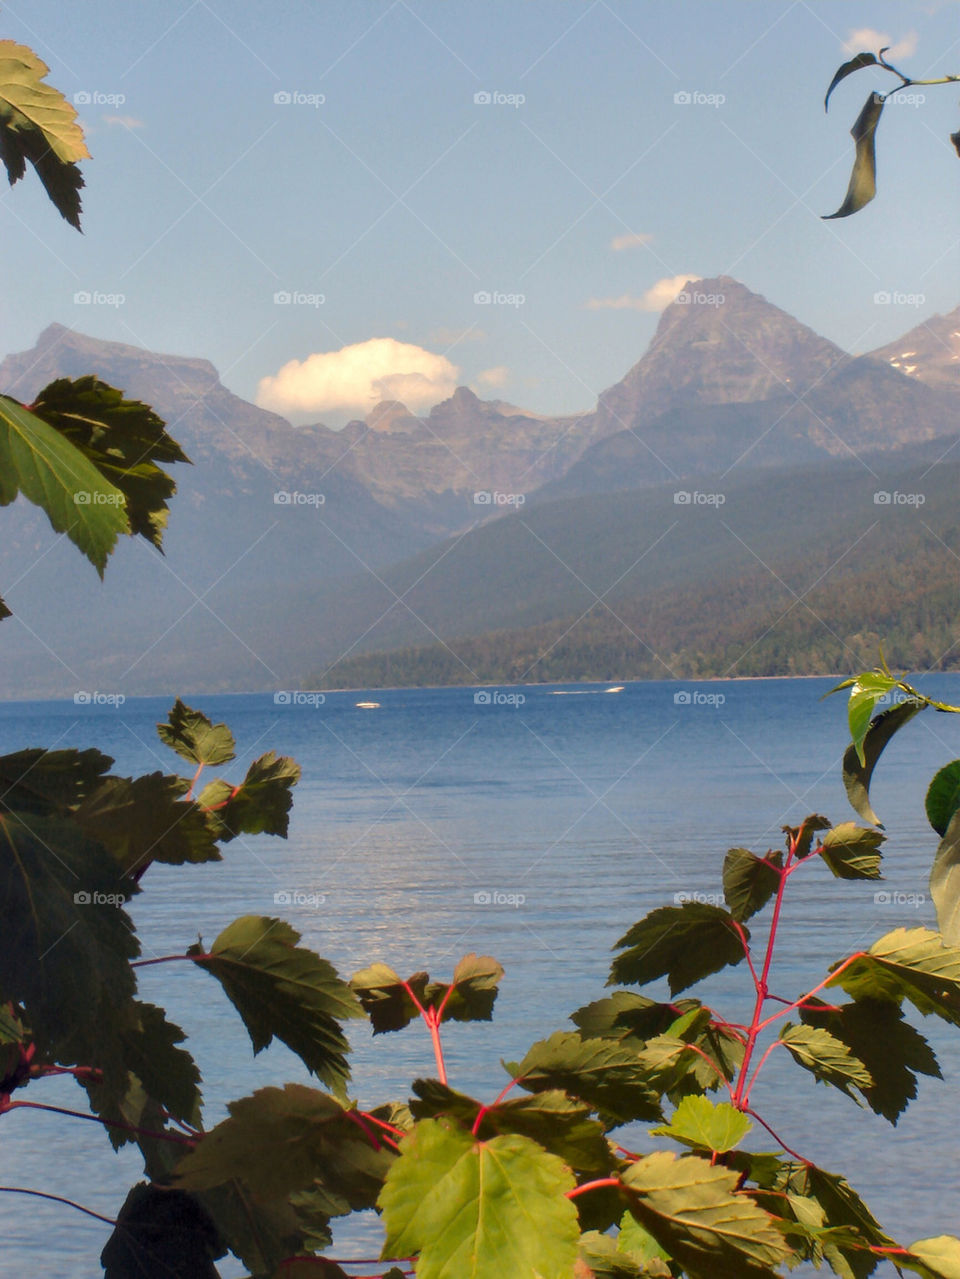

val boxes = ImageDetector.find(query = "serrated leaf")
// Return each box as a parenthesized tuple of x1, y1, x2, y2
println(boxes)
(197, 1178, 333, 1277)
(157, 699, 236, 766)
(189, 916, 361, 1091)
(176, 1083, 392, 1208)
(902, 1237, 960, 1278)
(410, 1079, 615, 1173)
(572, 991, 699, 1042)
(931, 808, 960, 946)
(350, 962, 423, 1033)
(819, 824, 885, 881)
(74, 772, 218, 876)
(0, 811, 139, 1063)
(0, 746, 112, 815)
(506, 1030, 663, 1125)
(779, 1023, 872, 1102)
(824, 52, 879, 111)
(577, 1230, 649, 1277)
(436, 952, 504, 1022)
(824, 90, 885, 218)
(787, 814, 831, 860)
(789, 1164, 895, 1279)
(723, 848, 782, 922)
(0, 393, 128, 573)
(618, 1210, 674, 1266)
(101, 1182, 224, 1279)
(621, 1151, 791, 1277)
(828, 928, 960, 1025)
(926, 761, 960, 837)
(30, 376, 189, 550)
(635, 1030, 742, 1103)
(351, 954, 504, 1034)
(208, 751, 300, 841)
(651, 1094, 752, 1153)
(0, 40, 87, 227)
(843, 698, 924, 826)
(379, 1117, 580, 1279)
(610, 902, 747, 995)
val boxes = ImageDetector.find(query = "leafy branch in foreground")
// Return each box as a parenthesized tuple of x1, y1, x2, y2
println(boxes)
(823, 46, 960, 218)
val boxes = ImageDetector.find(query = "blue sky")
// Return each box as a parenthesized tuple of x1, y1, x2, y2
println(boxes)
(2, 0, 959, 424)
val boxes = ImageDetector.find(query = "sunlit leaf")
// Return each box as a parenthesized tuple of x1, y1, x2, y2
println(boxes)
(651, 1094, 752, 1153)
(610, 902, 747, 995)
(824, 90, 885, 219)
(828, 928, 960, 1026)
(778, 1023, 872, 1103)
(505, 1030, 662, 1125)
(818, 824, 885, 881)
(843, 698, 924, 826)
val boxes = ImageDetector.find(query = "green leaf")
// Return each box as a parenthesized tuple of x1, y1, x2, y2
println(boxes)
(74, 772, 219, 876)
(101, 1182, 224, 1279)
(926, 762, 960, 837)
(818, 824, 885, 881)
(778, 1023, 872, 1102)
(902, 1237, 960, 1279)
(157, 699, 236, 767)
(206, 751, 300, 841)
(350, 954, 504, 1033)
(0, 811, 139, 1063)
(572, 991, 698, 1042)
(787, 814, 831, 860)
(576, 1230, 650, 1278)
(610, 903, 747, 995)
(651, 1094, 752, 1154)
(620, 1151, 791, 1277)
(0, 594, 9, 621)
(618, 1211, 674, 1267)
(824, 52, 879, 111)
(799, 997, 940, 1124)
(789, 1164, 895, 1278)
(824, 90, 885, 219)
(845, 673, 900, 765)
(30, 376, 189, 550)
(189, 916, 361, 1092)
(634, 1030, 743, 1103)
(196, 1178, 333, 1277)
(843, 698, 924, 826)
(723, 848, 781, 922)
(931, 808, 960, 946)
(827, 927, 960, 1025)
(176, 1083, 392, 1208)
(379, 1117, 580, 1279)
(436, 952, 504, 1023)
(409, 1079, 615, 1174)
(350, 962, 423, 1033)
(0, 40, 87, 227)
(0, 746, 112, 815)
(0, 393, 129, 573)
(505, 1030, 663, 1125)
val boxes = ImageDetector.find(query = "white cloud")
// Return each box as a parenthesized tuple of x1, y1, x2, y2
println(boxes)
(610, 232, 654, 251)
(256, 338, 459, 415)
(843, 28, 918, 59)
(103, 114, 145, 129)
(474, 366, 510, 389)
(586, 273, 701, 313)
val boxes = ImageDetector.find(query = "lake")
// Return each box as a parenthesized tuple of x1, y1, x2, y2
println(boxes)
(1, 677, 958, 1275)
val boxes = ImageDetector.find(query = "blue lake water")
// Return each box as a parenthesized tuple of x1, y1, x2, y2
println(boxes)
(1, 677, 959, 1275)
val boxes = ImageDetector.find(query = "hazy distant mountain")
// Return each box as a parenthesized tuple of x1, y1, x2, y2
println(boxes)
(869, 305, 960, 393)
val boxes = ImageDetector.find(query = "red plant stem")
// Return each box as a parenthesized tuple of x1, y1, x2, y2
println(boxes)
(742, 1040, 784, 1102)
(33, 1064, 102, 1082)
(0, 1185, 117, 1226)
(3, 1099, 195, 1145)
(754, 953, 866, 1034)
(130, 953, 208, 968)
(731, 919, 760, 989)
(361, 1112, 406, 1139)
(678, 1042, 737, 1103)
(185, 761, 205, 802)
(566, 1177, 622, 1200)
(344, 1108, 385, 1151)
(424, 1008, 447, 1085)
(744, 1108, 810, 1165)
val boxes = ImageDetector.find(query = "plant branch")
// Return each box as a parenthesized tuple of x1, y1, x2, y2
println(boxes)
(3, 1099, 195, 1145)
(0, 1185, 116, 1226)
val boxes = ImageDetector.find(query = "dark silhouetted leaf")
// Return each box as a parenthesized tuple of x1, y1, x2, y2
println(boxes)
(351, 953, 504, 1033)
(101, 1182, 224, 1279)
(0, 40, 88, 227)
(824, 90, 885, 219)
(379, 1117, 580, 1279)
(0, 746, 112, 815)
(75, 772, 218, 875)
(573, 991, 701, 1042)
(824, 52, 879, 111)
(189, 916, 360, 1091)
(723, 848, 782, 922)
(205, 752, 300, 841)
(30, 376, 189, 550)
(157, 699, 236, 767)
(610, 902, 747, 995)
(350, 962, 423, 1033)
(843, 698, 924, 826)
(818, 823, 885, 880)
(505, 1030, 663, 1125)
(926, 761, 960, 837)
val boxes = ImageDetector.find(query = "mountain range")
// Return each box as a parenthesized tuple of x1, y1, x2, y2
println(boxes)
(1, 274, 958, 697)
